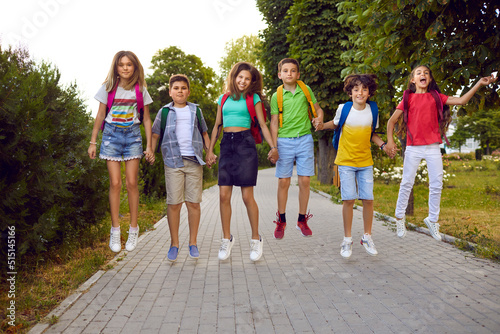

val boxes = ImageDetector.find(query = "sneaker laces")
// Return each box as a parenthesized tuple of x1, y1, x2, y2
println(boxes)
(363, 235, 375, 248)
(341, 240, 351, 251)
(273, 213, 286, 231)
(250, 239, 260, 252)
(111, 231, 120, 245)
(396, 220, 405, 233)
(304, 211, 313, 223)
(127, 230, 138, 244)
(431, 222, 440, 234)
(220, 239, 230, 253)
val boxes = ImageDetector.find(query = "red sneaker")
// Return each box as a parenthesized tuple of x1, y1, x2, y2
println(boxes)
(296, 212, 313, 237)
(273, 212, 286, 239)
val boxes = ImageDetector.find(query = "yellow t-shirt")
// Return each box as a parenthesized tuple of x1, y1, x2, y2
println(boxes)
(334, 103, 378, 167)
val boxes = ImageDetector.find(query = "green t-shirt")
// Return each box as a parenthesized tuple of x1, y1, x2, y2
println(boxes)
(270, 83, 317, 138)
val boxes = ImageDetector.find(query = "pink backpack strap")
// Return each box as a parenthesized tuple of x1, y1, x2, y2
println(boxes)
(101, 83, 118, 131)
(135, 82, 144, 113)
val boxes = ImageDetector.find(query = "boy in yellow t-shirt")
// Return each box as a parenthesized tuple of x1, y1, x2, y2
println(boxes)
(317, 74, 394, 259)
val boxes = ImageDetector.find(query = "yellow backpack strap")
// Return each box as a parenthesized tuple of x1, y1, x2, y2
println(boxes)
(297, 80, 317, 120)
(277, 85, 284, 128)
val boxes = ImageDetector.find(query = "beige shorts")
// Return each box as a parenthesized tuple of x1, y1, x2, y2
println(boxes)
(165, 159, 203, 205)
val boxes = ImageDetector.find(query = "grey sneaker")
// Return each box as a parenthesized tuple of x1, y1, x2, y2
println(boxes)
(109, 228, 121, 253)
(250, 236, 263, 262)
(125, 226, 139, 251)
(396, 217, 407, 238)
(218, 235, 234, 260)
(360, 234, 378, 256)
(340, 239, 353, 258)
(424, 217, 442, 241)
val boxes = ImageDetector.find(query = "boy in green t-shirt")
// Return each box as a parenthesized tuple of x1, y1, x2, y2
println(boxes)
(270, 58, 324, 239)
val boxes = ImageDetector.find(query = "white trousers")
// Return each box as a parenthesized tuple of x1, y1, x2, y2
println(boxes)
(395, 144, 443, 222)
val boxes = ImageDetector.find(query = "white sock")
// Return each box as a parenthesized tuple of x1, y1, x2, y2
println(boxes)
(129, 226, 139, 233)
(111, 226, 120, 233)
(344, 236, 352, 243)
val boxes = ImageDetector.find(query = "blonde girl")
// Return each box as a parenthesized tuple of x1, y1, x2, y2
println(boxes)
(386, 65, 496, 241)
(88, 51, 154, 253)
(206, 62, 279, 262)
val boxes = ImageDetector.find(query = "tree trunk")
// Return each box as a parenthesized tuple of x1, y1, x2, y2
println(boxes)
(317, 134, 335, 184)
(406, 189, 414, 216)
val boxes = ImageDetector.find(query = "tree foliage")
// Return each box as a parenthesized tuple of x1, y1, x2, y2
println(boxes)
(141, 46, 219, 198)
(219, 35, 263, 80)
(338, 0, 500, 108)
(0, 46, 108, 260)
(256, 0, 294, 94)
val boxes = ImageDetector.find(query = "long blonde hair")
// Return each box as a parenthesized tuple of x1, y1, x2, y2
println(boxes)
(104, 51, 146, 92)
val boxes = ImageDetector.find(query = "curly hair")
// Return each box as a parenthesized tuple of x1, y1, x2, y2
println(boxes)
(343, 74, 378, 97)
(396, 65, 452, 139)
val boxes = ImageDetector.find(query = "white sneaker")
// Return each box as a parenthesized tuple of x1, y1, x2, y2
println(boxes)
(340, 239, 353, 258)
(250, 236, 263, 261)
(109, 229, 121, 253)
(125, 226, 139, 251)
(360, 234, 378, 256)
(218, 235, 234, 260)
(424, 217, 442, 241)
(396, 217, 407, 238)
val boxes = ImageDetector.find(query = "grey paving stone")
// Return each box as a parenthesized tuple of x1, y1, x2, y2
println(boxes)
(38, 168, 500, 334)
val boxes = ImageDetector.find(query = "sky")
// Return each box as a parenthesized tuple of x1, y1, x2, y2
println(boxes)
(0, 0, 267, 116)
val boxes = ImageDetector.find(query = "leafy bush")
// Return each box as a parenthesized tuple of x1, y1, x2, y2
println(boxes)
(0, 47, 108, 263)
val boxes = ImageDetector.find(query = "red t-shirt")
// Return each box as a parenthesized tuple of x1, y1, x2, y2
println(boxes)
(396, 92, 448, 146)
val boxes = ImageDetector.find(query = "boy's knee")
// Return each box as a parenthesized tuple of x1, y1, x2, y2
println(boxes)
(185, 202, 200, 210)
(343, 199, 355, 207)
(278, 178, 291, 189)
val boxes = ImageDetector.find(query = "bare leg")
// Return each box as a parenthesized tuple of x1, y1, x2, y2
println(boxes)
(107, 161, 122, 228)
(298, 175, 311, 215)
(185, 202, 201, 246)
(241, 187, 259, 239)
(219, 185, 233, 239)
(342, 200, 355, 237)
(167, 203, 182, 247)
(362, 199, 374, 235)
(125, 159, 140, 228)
(277, 177, 291, 214)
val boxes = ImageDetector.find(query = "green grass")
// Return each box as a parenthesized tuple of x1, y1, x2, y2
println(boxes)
(310, 156, 500, 261)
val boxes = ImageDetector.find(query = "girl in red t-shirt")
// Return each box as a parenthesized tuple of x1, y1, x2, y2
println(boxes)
(386, 65, 496, 241)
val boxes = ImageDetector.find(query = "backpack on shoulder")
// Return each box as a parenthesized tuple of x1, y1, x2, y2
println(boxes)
(156, 105, 205, 153)
(220, 93, 266, 144)
(101, 81, 144, 131)
(331, 101, 378, 189)
(402, 89, 450, 145)
(276, 80, 317, 128)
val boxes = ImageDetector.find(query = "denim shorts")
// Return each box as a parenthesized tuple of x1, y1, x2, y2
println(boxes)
(218, 130, 258, 187)
(338, 165, 374, 201)
(275, 134, 314, 178)
(99, 123, 143, 161)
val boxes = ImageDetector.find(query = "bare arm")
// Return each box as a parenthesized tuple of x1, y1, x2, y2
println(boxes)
(446, 74, 498, 106)
(385, 108, 403, 152)
(254, 102, 278, 164)
(206, 104, 223, 168)
(88, 102, 107, 159)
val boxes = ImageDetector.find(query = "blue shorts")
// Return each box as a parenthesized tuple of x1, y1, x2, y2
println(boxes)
(275, 134, 314, 178)
(99, 124, 143, 161)
(338, 165, 374, 201)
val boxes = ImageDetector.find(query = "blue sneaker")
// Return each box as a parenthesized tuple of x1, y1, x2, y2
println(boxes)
(189, 245, 200, 259)
(167, 246, 179, 262)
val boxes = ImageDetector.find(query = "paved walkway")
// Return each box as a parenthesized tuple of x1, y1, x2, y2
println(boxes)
(34, 168, 500, 333)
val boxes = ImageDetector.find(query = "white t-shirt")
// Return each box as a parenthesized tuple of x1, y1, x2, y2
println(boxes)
(333, 103, 379, 167)
(175, 106, 195, 156)
(95, 84, 153, 127)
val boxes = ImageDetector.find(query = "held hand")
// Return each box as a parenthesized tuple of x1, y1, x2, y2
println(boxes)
(312, 117, 323, 131)
(268, 147, 279, 164)
(384, 145, 399, 159)
(144, 149, 155, 165)
(88, 145, 96, 159)
(206, 152, 217, 168)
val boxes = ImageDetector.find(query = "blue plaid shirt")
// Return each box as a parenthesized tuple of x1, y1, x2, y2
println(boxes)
(152, 102, 208, 168)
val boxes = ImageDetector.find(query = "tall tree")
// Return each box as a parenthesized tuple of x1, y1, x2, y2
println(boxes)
(142, 46, 219, 198)
(287, 0, 355, 184)
(256, 0, 294, 94)
(219, 35, 263, 80)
